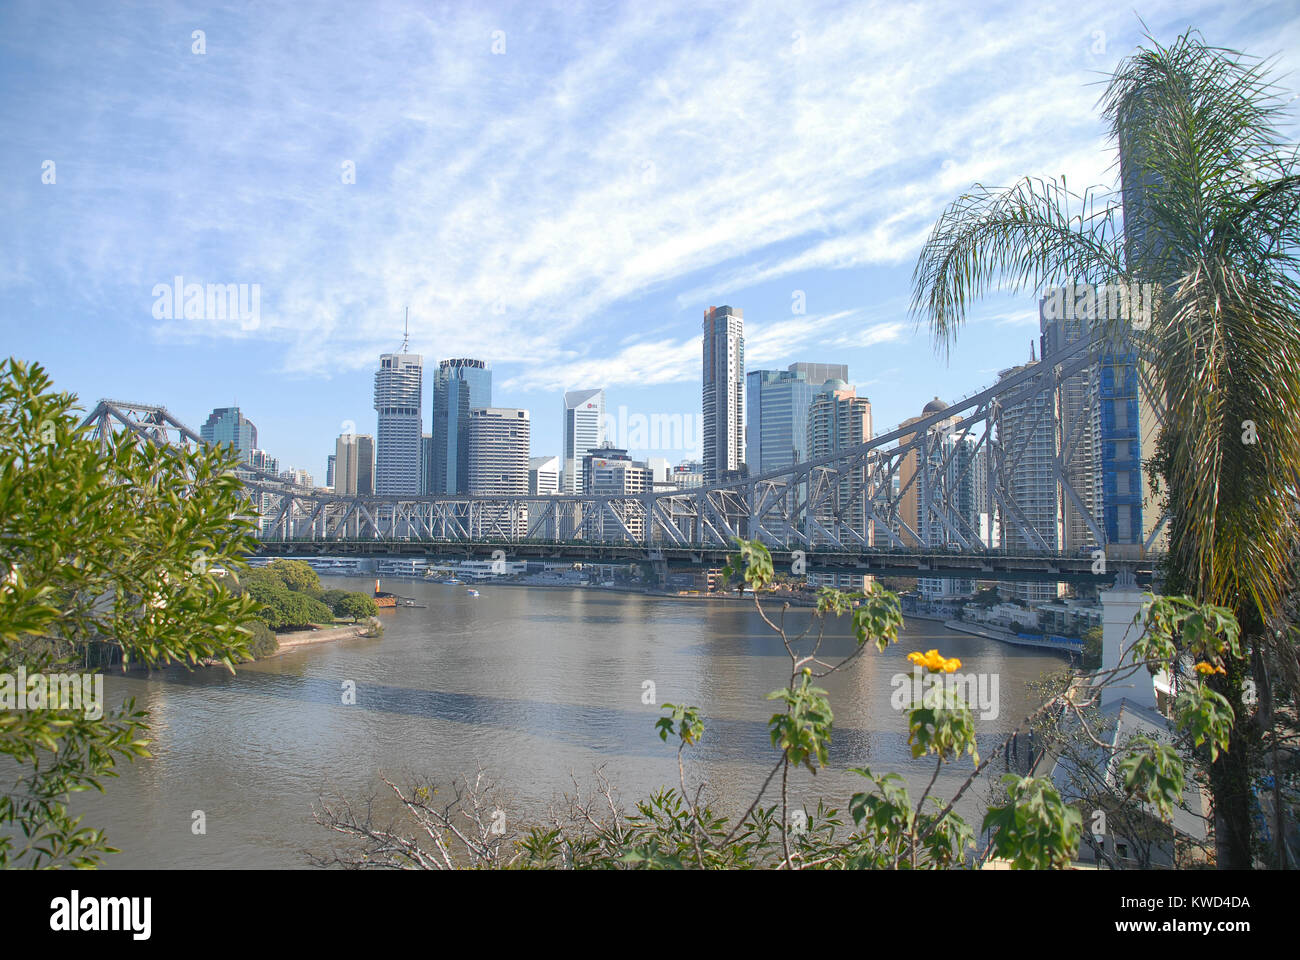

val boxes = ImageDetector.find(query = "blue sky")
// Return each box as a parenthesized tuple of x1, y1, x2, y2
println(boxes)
(3, 0, 1298, 482)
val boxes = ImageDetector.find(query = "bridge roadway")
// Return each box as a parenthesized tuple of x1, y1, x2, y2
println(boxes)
(252, 540, 1159, 586)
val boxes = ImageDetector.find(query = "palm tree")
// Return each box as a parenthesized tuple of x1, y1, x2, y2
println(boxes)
(910, 29, 1300, 869)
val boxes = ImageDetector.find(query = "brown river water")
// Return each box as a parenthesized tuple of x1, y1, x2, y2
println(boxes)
(64, 577, 1069, 868)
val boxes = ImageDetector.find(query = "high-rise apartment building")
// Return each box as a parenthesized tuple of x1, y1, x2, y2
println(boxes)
(1112, 94, 1171, 557)
(972, 445, 997, 547)
(995, 362, 1065, 603)
(432, 358, 491, 494)
(806, 379, 872, 546)
(896, 398, 977, 599)
(1091, 344, 1164, 556)
(373, 351, 423, 495)
(334, 433, 375, 496)
(279, 466, 314, 488)
(702, 305, 744, 483)
(562, 388, 605, 493)
(248, 448, 279, 477)
(199, 407, 258, 463)
(1117, 96, 1175, 284)
(1040, 296, 1101, 554)
(804, 379, 872, 588)
(896, 401, 951, 549)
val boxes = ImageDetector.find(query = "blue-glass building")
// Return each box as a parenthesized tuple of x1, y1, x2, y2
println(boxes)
(1097, 349, 1143, 545)
(746, 362, 848, 475)
(199, 406, 257, 463)
(431, 358, 491, 494)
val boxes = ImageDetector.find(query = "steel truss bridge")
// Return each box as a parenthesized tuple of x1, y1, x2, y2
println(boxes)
(81, 331, 1166, 584)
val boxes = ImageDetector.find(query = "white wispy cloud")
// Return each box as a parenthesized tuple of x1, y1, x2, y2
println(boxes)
(5, 0, 1298, 394)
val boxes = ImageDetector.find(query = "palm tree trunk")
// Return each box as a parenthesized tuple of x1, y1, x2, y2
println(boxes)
(1209, 619, 1258, 869)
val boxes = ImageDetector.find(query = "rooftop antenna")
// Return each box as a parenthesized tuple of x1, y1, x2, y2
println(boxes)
(1029, 340, 1036, 362)
(400, 306, 410, 353)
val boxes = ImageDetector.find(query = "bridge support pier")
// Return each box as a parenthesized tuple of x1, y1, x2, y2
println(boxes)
(1099, 572, 1159, 712)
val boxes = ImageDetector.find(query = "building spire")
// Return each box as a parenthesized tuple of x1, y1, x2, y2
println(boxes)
(400, 306, 410, 353)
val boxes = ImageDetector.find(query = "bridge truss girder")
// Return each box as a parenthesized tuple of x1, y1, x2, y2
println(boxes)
(81, 332, 1169, 558)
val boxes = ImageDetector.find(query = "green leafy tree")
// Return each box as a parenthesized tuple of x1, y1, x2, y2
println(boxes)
(337, 592, 378, 622)
(266, 558, 320, 593)
(243, 620, 279, 658)
(239, 569, 333, 630)
(910, 30, 1299, 868)
(0, 358, 262, 867)
(318, 588, 351, 613)
(1081, 625, 1103, 671)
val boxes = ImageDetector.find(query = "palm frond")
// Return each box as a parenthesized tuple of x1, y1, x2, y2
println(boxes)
(1101, 28, 1297, 284)
(910, 176, 1125, 358)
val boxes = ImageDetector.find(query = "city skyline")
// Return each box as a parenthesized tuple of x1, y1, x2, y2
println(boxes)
(8, 2, 1298, 482)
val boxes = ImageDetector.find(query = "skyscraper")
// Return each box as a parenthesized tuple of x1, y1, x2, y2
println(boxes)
(326, 454, 336, 490)
(1112, 94, 1171, 558)
(702, 305, 744, 483)
(1040, 295, 1101, 554)
(199, 407, 257, 463)
(468, 408, 530, 495)
(469, 407, 530, 537)
(807, 379, 872, 544)
(1117, 96, 1175, 284)
(895, 401, 952, 550)
(995, 362, 1065, 603)
(562, 388, 605, 493)
(335, 433, 375, 496)
(421, 433, 434, 495)
(432, 358, 491, 494)
(373, 351, 423, 496)
(746, 362, 847, 475)
(787, 361, 849, 386)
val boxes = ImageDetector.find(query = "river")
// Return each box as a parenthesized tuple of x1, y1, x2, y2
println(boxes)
(69, 578, 1071, 868)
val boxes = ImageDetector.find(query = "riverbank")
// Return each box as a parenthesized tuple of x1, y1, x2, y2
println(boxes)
(942, 618, 1081, 655)
(262, 620, 379, 658)
(418, 575, 824, 606)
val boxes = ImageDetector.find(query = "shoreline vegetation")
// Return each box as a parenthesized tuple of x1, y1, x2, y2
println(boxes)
(249, 619, 382, 660)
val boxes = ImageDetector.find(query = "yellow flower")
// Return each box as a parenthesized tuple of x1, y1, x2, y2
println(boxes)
(1194, 661, 1215, 676)
(908, 649, 962, 673)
